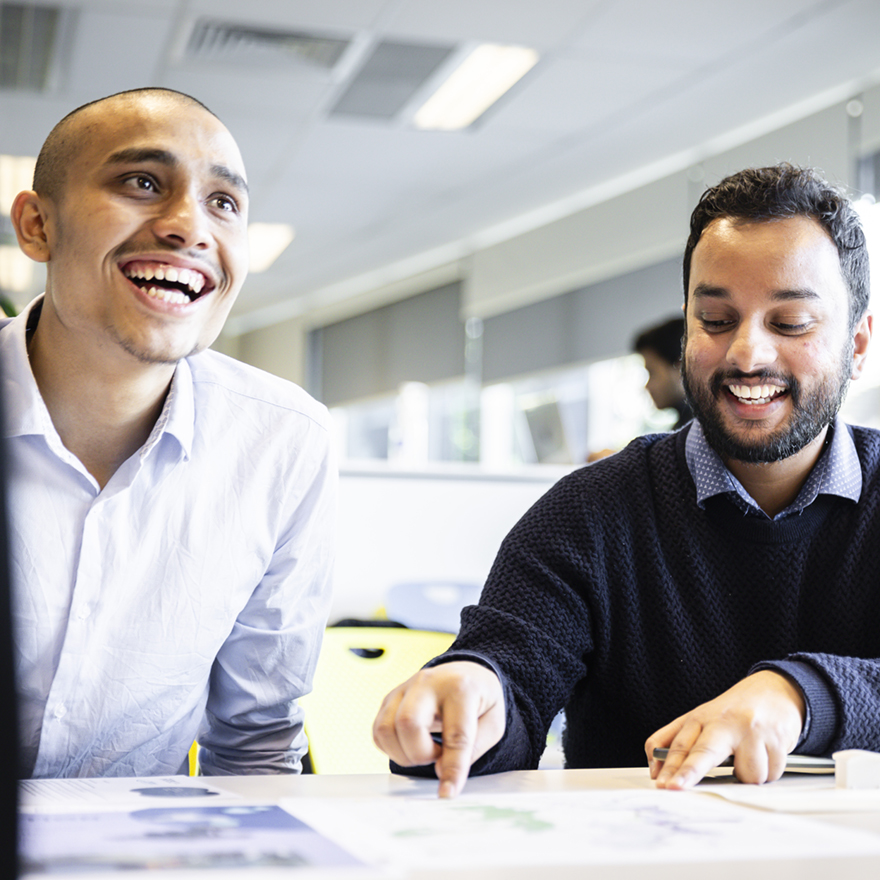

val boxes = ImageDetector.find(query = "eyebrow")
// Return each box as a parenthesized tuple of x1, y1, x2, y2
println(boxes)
(103, 147, 249, 196)
(211, 164, 249, 196)
(691, 283, 821, 302)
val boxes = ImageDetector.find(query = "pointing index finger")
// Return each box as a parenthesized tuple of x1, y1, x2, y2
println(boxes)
(433, 690, 483, 798)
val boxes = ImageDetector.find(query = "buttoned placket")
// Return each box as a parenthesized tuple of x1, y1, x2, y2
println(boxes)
(31, 442, 162, 777)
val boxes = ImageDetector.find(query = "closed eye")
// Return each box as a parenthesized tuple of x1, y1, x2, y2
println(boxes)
(700, 318, 734, 331)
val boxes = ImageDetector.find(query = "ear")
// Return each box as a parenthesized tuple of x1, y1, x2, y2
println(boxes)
(850, 311, 873, 380)
(10, 190, 52, 264)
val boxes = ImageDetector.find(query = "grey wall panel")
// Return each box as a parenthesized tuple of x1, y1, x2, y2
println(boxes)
(482, 257, 683, 383)
(319, 282, 465, 406)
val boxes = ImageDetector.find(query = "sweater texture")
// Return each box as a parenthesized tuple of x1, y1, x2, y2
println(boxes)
(416, 425, 880, 775)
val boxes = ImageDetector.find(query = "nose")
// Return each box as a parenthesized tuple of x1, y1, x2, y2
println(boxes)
(725, 319, 777, 373)
(151, 190, 210, 250)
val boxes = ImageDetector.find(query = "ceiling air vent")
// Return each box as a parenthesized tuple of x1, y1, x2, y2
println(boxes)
(0, 2, 60, 90)
(186, 20, 351, 71)
(330, 40, 454, 121)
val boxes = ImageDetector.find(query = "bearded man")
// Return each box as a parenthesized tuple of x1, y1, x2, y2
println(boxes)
(373, 164, 879, 797)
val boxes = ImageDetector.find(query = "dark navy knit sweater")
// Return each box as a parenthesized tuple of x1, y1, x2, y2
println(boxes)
(419, 424, 880, 775)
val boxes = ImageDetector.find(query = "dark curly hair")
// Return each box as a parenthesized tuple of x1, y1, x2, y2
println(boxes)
(682, 164, 870, 332)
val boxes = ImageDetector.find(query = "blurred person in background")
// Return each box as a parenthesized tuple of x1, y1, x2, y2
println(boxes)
(633, 316, 692, 430)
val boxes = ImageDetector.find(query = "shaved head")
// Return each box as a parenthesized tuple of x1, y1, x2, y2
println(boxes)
(33, 88, 217, 200)
(14, 84, 249, 368)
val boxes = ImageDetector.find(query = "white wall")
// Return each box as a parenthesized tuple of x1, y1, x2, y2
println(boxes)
(465, 173, 690, 319)
(236, 315, 308, 388)
(331, 464, 573, 622)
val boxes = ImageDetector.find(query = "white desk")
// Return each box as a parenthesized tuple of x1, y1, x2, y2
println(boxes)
(20, 768, 880, 879)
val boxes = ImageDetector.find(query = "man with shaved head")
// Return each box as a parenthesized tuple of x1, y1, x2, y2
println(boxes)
(4, 89, 336, 777)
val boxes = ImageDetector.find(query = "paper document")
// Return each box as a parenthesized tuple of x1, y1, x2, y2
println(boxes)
(20, 803, 372, 877)
(286, 788, 880, 873)
(698, 773, 880, 813)
(20, 775, 241, 811)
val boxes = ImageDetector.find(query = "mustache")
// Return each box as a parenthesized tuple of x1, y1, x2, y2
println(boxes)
(111, 242, 224, 282)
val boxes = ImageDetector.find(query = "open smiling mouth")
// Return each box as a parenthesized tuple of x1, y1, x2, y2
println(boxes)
(727, 383, 787, 405)
(123, 263, 211, 306)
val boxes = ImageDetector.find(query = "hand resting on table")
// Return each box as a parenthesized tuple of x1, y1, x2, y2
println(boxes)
(645, 670, 806, 789)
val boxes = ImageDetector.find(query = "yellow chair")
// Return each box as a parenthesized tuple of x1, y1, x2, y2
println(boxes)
(299, 626, 455, 774)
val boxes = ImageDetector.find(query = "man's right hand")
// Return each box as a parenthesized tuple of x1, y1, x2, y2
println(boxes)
(372, 660, 505, 798)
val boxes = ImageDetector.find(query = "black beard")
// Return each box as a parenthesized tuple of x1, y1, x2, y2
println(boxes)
(682, 353, 852, 464)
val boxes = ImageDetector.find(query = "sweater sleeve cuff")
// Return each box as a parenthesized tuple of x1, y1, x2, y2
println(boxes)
(749, 659, 838, 755)
(390, 650, 510, 779)
(424, 649, 505, 680)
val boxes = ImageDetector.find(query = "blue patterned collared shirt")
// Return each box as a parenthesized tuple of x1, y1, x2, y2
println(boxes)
(685, 417, 862, 520)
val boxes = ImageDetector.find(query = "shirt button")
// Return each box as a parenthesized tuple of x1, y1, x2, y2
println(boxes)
(77, 605, 91, 620)
(54, 704, 67, 719)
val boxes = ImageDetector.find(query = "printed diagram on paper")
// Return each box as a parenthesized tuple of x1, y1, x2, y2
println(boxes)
(288, 788, 880, 870)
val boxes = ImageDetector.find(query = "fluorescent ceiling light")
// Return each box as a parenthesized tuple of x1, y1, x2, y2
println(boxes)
(0, 245, 34, 293)
(248, 223, 295, 273)
(413, 44, 538, 131)
(0, 155, 36, 216)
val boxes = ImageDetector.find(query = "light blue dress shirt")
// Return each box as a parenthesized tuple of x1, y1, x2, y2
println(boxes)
(2, 298, 337, 778)
(684, 418, 862, 519)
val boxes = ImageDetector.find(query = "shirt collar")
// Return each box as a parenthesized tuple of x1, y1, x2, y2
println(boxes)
(685, 417, 861, 520)
(0, 297, 55, 440)
(141, 357, 194, 462)
(0, 294, 194, 461)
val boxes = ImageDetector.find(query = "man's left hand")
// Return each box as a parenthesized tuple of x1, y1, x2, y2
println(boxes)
(644, 670, 806, 789)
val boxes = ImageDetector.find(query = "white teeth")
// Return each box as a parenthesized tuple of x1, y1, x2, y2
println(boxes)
(729, 383, 785, 404)
(144, 285, 190, 306)
(124, 263, 207, 296)
(176, 268, 204, 293)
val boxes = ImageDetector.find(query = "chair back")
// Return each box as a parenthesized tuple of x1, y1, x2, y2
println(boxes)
(384, 581, 481, 633)
(300, 626, 455, 773)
